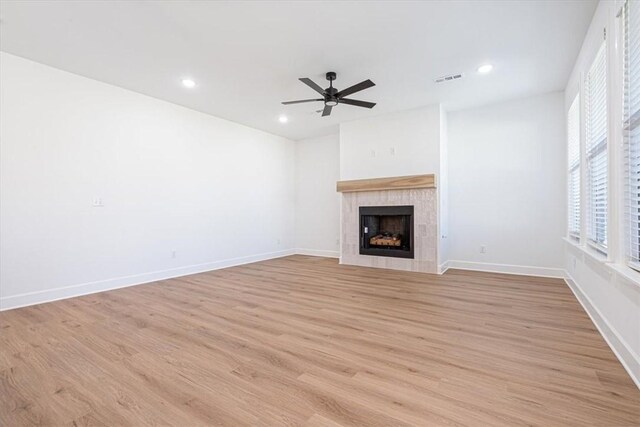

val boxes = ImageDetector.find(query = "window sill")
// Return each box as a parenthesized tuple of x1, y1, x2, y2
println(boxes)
(563, 237, 640, 289)
(563, 237, 608, 263)
(563, 236, 580, 247)
(606, 263, 640, 290)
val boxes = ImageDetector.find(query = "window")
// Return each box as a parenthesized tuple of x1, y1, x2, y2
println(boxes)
(568, 95, 581, 238)
(585, 41, 608, 252)
(624, 0, 640, 269)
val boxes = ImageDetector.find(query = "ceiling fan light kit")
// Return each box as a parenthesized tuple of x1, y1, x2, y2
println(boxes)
(282, 72, 376, 117)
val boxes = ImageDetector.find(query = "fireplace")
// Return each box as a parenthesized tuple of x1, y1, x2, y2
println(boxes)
(338, 175, 436, 273)
(359, 205, 414, 259)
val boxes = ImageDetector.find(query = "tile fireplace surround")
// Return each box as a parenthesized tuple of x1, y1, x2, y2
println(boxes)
(337, 175, 438, 273)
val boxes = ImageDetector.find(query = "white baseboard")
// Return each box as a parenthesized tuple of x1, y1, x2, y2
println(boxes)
(0, 249, 296, 311)
(564, 271, 640, 390)
(294, 248, 340, 258)
(446, 260, 565, 278)
(438, 261, 449, 275)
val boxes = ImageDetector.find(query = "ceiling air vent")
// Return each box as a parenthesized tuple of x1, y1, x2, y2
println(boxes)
(434, 73, 464, 83)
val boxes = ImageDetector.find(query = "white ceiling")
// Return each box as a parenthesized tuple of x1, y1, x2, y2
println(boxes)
(0, 0, 597, 141)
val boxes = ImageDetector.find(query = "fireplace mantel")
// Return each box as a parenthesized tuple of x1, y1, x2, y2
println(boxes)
(336, 174, 436, 193)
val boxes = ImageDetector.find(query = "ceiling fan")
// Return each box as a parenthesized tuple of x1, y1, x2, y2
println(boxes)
(282, 72, 376, 117)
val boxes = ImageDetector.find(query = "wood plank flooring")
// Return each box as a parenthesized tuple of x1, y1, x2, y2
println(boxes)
(1, 255, 638, 426)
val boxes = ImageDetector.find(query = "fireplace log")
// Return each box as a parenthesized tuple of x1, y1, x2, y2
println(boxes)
(369, 234, 402, 247)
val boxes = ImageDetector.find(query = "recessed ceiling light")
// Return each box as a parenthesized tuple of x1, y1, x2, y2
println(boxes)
(279, 115, 288, 123)
(477, 64, 493, 74)
(182, 78, 196, 88)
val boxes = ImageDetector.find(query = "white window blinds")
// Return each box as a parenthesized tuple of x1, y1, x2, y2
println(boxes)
(624, 0, 640, 268)
(585, 41, 608, 252)
(568, 95, 581, 238)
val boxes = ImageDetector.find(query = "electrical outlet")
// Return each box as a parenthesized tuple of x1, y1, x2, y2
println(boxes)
(171, 250, 177, 259)
(370, 149, 376, 157)
(277, 238, 281, 246)
(480, 245, 486, 254)
(92, 197, 104, 207)
(390, 147, 396, 156)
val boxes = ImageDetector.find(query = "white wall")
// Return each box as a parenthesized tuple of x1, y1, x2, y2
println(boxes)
(339, 105, 442, 180)
(447, 92, 566, 276)
(0, 52, 296, 310)
(294, 134, 340, 257)
(562, 0, 640, 387)
(439, 106, 449, 267)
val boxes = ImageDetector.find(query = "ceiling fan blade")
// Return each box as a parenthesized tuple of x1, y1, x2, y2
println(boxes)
(338, 98, 376, 109)
(335, 79, 375, 98)
(282, 98, 323, 105)
(322, 105, 333, 117)
(299, 78, 326, 95)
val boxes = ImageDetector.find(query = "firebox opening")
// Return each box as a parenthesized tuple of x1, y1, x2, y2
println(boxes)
(359, 205, 414, 259)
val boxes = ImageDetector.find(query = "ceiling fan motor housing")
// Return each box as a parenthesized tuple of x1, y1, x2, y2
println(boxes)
(325, 72, 338, 105)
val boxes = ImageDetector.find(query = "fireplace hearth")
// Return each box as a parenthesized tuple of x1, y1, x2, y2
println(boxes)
(359, 205, 414, 259)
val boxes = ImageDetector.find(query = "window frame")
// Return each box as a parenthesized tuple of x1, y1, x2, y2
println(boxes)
(567, 94, 581, 240)
(585, 41, 609, 254)
(622, 0, 640, 271)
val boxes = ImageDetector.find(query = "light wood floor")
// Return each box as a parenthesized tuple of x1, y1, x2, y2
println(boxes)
(1, 255, 638, 426)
